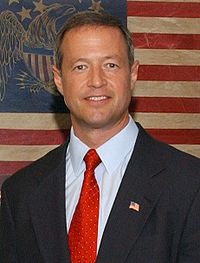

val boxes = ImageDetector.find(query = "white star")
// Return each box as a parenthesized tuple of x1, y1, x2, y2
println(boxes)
(33, 0, 48, 13)
(17, 6, 32, 22)
(88, 0, 104, 12)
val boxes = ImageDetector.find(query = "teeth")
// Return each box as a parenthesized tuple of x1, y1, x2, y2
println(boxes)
(88, 96, 107, 101)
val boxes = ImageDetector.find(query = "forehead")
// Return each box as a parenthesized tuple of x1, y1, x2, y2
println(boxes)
(61, 25, 127, 49)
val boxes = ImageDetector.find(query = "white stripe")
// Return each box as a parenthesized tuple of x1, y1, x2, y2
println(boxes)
(38, 55, 45, 81)
(1, 145, 58, 161)
(133, 81, 200, 98)
(47, 56, 54, 80)
(0, 113, 71, 130)
(1, 144, 199, 161)
(1, 113, 199, 129)
(128, 17, 200, 34)
(31, 54, 37, 78)
(133, 113, 200, 129)
(135, 49, 200, 66)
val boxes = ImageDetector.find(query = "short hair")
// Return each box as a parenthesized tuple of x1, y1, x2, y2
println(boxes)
(55, 11, 135, 70)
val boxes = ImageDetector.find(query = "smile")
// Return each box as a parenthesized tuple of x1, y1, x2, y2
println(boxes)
(87, 96, 108, 101)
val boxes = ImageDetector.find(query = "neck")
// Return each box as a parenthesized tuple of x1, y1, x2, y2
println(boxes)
(72, 116, 129, 149)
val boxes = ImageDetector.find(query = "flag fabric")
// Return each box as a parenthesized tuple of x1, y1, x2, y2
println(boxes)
(0, 0, 199, 187)
(0, 0, 127, 187)
(127, 0, 200, 158)
(129, 201, 140, 212)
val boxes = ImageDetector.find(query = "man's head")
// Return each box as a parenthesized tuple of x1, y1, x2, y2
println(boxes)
(55, 11, 135, 71)
(52, 11, 139, 146)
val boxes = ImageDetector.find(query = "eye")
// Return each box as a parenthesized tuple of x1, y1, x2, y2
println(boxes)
(105, 63, 119, 69)
(73, 64, 87, 71)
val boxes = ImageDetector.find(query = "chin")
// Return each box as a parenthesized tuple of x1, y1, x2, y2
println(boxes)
(87, 120, 108, 129)
(83, 116, 110, 128)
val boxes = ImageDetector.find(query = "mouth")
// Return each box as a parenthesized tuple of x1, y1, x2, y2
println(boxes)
(86, 96, 109, 101)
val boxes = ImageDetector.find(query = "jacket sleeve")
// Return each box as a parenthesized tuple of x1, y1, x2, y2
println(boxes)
(178, 187, 200, 263)
(0, 184, 18, 263)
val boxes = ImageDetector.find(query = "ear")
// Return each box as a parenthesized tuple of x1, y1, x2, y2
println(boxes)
(130, 60, 139, 91)
(52, 65, 64, 95)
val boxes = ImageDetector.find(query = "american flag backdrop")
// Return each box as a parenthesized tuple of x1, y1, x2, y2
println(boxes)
(0, 0, 126, 187)
(0, 0, 199, 188)
(128, 0, 200, 158)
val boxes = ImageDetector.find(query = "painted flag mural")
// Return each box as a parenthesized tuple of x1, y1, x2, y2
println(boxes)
(0, 0, 126, 187)
(128, 0, 200, 159)
(0, 0, 199, 188)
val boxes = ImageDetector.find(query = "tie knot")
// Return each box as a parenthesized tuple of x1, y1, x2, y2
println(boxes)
(84, 149, 101, 171)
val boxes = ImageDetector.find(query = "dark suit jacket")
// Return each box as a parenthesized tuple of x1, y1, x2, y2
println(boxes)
(1, 123, 200, 263)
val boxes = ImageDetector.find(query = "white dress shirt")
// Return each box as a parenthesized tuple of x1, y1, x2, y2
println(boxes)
(65, 116, 138, 250)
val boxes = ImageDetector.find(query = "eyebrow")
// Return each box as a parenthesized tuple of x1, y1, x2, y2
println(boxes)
(101, 55, 121, 60)
(72, 55, 121, 63)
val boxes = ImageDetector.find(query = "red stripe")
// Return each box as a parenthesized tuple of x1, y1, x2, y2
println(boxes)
(0, 161, 32, 176)
(127, 1, 200, 18)
(42, 55, 49, 82)
(50, 56, 54, 65)
(0, 129, 69, 145)
(138, 66, 200, 81)
(132, 33, 200, 50)
(129, 97, 200, 113)
(0, 129, 199, 177)
(28, 54, 32, 69)
(35, 54, 40, 80)
(147, 129, 200, 144)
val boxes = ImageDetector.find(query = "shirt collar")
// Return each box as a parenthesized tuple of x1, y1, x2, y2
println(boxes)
(96, 117, 138, 175)
(68, 128, 89, 174)
(68, 116, 138, 175)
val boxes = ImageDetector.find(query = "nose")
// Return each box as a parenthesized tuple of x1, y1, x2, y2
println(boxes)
(87, 65, 106, 88)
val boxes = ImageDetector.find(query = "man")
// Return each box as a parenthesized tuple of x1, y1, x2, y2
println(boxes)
(1, 11, 200, 263)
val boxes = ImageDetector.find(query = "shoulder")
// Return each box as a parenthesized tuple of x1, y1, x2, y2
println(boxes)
(1, 142, 68, 195)
(134, 123, 200, 210)
(136, 122, 200, 177)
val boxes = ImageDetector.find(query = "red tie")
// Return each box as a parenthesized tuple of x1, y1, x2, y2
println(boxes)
(68, 149, 101, 263)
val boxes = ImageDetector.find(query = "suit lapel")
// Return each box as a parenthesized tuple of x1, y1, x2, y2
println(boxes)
(97, 125, 169, 262)
(29, 143, 71, 263)
(27, 124, 170, 263)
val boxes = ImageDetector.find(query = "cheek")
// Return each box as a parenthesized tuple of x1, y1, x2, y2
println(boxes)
(114, 79, 132, 98)
(61, 78, 73, 98)
(60, 85, 72, 107)
(63, 87, 81, 110)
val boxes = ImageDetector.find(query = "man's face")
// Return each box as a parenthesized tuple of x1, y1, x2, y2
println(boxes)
(53, 25, 138, 135)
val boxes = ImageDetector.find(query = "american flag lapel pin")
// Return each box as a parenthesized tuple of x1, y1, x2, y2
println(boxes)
(129, 201, 140, 212)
